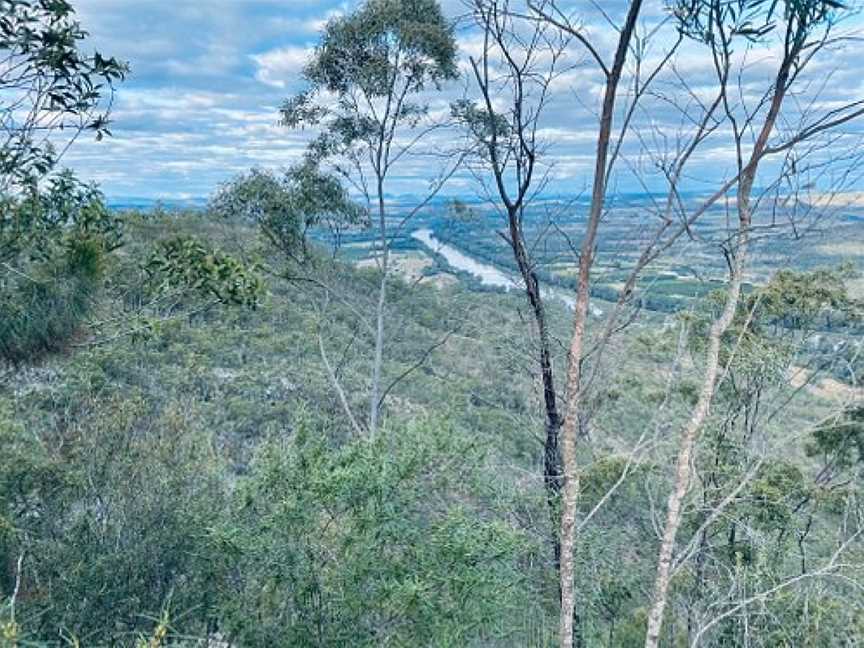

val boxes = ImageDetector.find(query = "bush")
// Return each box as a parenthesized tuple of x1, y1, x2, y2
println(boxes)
(214, 417, 546, 647)
(0, 172, 122, 365)
(0, 235, 105, 364)
(0, 394, 226, 643)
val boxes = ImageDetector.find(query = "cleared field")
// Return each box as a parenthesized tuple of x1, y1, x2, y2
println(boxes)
(355, 250, 457, 288)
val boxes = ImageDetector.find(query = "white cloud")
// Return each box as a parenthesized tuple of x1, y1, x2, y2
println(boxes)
(59, 0, 864, 200)
(252, 46, 315, 88)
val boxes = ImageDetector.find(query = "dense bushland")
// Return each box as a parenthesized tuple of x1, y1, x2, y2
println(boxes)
(2, 0, 864, 646)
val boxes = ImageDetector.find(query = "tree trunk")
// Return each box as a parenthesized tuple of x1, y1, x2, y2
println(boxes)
(508, 208, 563, 567)
(644, 53, 791, 644)
(369, 180, 388, 437)
(558, 4, 643, 645)
(642, 248, 746, 647)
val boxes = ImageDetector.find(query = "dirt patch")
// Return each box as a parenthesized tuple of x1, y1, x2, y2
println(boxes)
(425, 272, 459, 289)
(788, 365, 863, 403)
(847, 278, 864, 299)
(356, 252, 455, 288)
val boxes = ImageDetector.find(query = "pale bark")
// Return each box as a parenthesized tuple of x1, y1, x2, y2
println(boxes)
(644, 34, 795, 644)
(319, 329, 366, 437)
(643, 245, 747, 647)
(369, 183, 389, 437)
(554, 2, 643, 645)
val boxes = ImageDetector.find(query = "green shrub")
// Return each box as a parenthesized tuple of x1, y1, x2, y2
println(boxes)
(0, 235, 105, 364)
(0, 394, 226, 643)
(0, 172, 122, 365)
(214, 417, 546, 647)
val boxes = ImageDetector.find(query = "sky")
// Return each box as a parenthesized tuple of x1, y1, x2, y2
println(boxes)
(62, 0, 864, 202)
(66, 0, 350, 200)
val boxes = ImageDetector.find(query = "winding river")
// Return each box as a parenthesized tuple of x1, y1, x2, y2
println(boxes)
(411, 228, 603, 315)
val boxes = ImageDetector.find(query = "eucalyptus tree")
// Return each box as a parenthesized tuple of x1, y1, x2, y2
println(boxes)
(667, 267, 864, 647)
(0, 0, 126, 268)
(519, 0, 864, 644)
(454, 0, 572, 570)
(282, 0, 460, 436)
(644, 2, 864, 644)
(0, 0, 126, 193)
(524, 2, 648, 643)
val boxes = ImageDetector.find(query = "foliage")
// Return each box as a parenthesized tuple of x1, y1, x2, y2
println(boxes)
(756, 264, 862, 329)
(281, 0, 458, 161)
(0, 170, 122, 265)
(0, 173, 121, 364)
(0, 0, 127, 190)
(671, 0, 848, 45)
(145, 235, 265, 308)
(451, 98, 513, 162)
(0, 392, 226, 644)
(214, 416, 542, 647)
(806, 405, 864, 474)
(0, 0, 125, 366)
(210, 164, 365, 260)
(305, 0, 457, 95)
(686, 266, 861, 386)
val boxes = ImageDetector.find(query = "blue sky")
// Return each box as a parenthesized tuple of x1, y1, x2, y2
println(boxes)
(66, 0, 353, 200)
(63, 1, 864, 202)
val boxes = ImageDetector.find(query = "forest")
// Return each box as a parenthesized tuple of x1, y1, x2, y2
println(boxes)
(2, 0, 864, 646)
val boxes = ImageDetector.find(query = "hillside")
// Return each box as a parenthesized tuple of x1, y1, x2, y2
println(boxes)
(3, 209, 862, 645)
(4, 0, 864, 645)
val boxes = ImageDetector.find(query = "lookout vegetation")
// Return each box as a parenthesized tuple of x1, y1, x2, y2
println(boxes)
(2, 0, 864, 647)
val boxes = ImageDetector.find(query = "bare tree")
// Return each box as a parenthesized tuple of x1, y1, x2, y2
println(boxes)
(644, 1, 864, 645)
(456, 0, 572, 569)
(516, 0, 864, 645)
(526, 1, 647, 644)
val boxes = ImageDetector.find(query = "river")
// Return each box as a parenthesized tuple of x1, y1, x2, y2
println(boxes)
(411, 228, 603, 316)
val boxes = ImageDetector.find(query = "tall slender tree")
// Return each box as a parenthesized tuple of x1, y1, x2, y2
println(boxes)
(645, 2, 862, 644)
(524, 0, 864, 643)
(282, 0, 460, 436)
(528, 2, 646, 643)
(456, 0, 572, 571)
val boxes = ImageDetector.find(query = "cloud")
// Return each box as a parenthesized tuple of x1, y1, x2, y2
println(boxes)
(62, 0, 864, 201)
(252, 46, 314, 88)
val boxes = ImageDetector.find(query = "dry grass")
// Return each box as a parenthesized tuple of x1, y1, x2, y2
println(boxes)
(356, 252, 457, 288)
(788, 365, 863, 403)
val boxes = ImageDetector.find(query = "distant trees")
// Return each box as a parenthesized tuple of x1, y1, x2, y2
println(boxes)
(282, 0, 460, 436)
(210, 163, 365, 263)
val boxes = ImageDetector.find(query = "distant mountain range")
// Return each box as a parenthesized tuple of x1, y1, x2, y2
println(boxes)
(106, 196, 208, 211)
(103, 191, 699, 211)
(105, 191, 864, 216)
